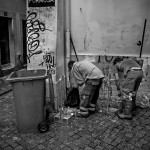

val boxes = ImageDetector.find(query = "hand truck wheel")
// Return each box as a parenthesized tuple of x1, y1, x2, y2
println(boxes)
(38, 121, 49, 133)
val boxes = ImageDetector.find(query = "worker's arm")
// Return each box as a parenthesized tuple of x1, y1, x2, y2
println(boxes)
(69, 71, 79, 91)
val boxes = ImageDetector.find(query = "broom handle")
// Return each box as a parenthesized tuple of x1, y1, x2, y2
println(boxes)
(70, 35, 79, 61)
(139, 19, 147, 58)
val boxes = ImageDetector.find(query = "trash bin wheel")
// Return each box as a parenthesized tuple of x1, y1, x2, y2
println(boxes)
(38, 121, 49, 133)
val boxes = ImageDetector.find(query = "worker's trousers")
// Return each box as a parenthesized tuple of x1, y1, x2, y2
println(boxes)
(80, 78, 103, 111)
(119, 69, 143, 114)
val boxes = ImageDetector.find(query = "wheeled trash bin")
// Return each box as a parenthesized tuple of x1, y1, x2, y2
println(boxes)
(6, 69, 47, 133)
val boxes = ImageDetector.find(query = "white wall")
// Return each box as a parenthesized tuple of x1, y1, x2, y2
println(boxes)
(71, 0, 150, 57)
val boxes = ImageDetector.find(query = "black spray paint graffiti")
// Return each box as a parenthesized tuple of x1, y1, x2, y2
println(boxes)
(38, 52, 55, 74)
(27, 12, 45, 63)
(27, 11, 52, 63)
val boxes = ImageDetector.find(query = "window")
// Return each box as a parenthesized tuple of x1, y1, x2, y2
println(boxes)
(0, 16, 10, 65)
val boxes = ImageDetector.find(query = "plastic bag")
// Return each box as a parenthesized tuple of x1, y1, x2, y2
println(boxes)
(136, 93, 150, 108)
(64, 88, 80, 107)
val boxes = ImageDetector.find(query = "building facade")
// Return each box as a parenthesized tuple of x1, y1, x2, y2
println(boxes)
(0, 0, 26, 75)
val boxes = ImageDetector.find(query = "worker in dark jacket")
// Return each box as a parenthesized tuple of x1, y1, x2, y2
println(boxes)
(113, 57, 143, 119)
(68, 60, 104, 117)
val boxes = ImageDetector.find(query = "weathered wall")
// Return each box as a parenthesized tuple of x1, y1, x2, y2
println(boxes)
(0, 0, 26, 14)
(71, 0, 150, 57)
(27, 0, 57, 79)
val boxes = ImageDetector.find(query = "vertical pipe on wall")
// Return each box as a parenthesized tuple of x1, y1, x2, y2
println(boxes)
(65, 0, 71, 30)
(65, 0, 71, 87)
(66, 30, 70, 60)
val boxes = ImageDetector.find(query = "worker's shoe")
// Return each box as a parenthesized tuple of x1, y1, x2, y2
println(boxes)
(118, 112, 132, 120)
(117, 101, 133, 120)
(115, 99, 124, 116)
(87, 103, 96, 114)
(76, 110, 89, 118)
(76, 107, 89, 118)
(116, 102, 124, 113)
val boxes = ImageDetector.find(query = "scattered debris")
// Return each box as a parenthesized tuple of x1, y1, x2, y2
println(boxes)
(12, 136, 19, 141)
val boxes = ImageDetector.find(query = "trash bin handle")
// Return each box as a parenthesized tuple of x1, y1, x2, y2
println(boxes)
(6, 71, 15, 83)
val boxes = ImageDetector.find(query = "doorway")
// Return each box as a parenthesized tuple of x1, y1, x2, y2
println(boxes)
(0, 16, 10, 65)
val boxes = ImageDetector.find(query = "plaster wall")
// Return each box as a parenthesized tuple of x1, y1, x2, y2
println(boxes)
(71, 0, 150, 57)
(0, 0, 26, 14)
(26, 1, 57, 78)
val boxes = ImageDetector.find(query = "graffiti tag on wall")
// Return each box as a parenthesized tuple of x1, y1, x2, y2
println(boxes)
(38, 51, 55, 74)
(27, 4, 57, 73)
(27, 10, 55, 73)
(27, 11, 46, 63)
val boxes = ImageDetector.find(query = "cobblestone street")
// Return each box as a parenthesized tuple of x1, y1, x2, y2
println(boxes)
(1, 0, 150, 149)
(0, 78, 150, 150)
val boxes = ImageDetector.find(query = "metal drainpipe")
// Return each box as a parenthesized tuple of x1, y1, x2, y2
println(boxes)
(65, 0, 71, 88)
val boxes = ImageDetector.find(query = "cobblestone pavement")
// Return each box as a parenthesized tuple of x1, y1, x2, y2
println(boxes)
(0, 79, 150, 150)
(0, 78, 12, 96)
(0, 91, 150, 150)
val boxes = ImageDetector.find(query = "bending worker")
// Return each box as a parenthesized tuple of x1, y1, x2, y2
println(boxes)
(113, 57, 143, 119)
(68, 60, 104, 118)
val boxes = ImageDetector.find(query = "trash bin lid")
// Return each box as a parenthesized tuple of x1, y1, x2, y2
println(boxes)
(6, 69, 48, 83)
